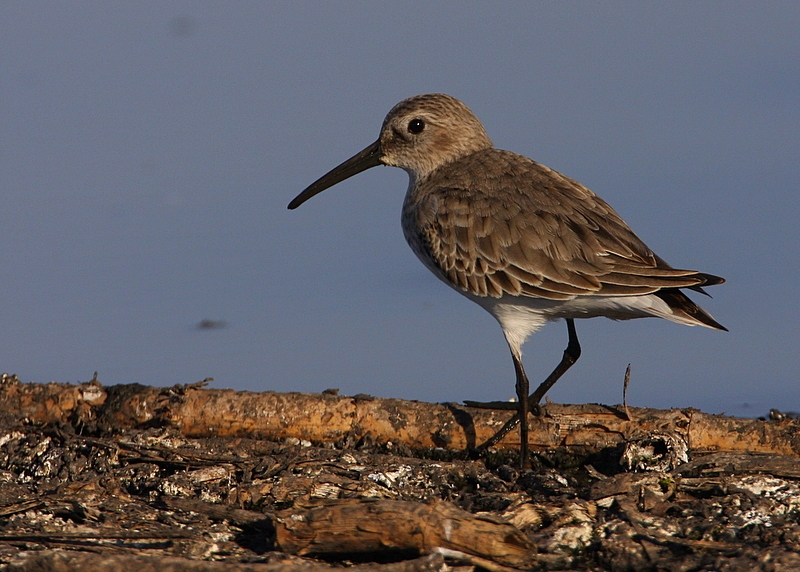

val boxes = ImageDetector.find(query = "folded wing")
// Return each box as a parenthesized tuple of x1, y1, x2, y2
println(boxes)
(408, 149, 724, 304)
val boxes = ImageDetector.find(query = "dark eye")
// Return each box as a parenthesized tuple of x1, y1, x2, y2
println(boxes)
(408, 118, 425, 134)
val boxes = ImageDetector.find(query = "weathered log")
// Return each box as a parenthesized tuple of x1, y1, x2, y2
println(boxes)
(0, 376, 797, 456)
(275, 498, 534, 570)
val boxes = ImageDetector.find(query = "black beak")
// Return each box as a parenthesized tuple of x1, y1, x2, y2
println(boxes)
(288, 139, 383, 210)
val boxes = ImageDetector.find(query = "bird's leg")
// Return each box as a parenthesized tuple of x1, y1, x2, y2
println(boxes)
(470, 320, 581, 457)
(466, 320, 582, 411)
(513, 352, 529, 468)
(527, 319, 581, 414)
(470, 349, 531, 467)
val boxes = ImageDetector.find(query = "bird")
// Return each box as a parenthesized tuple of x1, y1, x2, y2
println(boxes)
(288, 93, 725, 466)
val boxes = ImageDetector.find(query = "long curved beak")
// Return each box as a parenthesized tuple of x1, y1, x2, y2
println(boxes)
(288, 139, 383, 210)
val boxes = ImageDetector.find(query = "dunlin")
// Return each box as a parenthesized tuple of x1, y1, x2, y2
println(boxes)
(288, 94, 725, 466)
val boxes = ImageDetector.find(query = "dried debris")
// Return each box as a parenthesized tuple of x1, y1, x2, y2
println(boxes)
(0, 376, 798, 571)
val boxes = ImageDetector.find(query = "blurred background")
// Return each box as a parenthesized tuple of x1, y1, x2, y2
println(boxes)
(2, 2, 798, 417)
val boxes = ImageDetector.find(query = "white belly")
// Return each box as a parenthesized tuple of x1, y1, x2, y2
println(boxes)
(466, 290, 690, 355)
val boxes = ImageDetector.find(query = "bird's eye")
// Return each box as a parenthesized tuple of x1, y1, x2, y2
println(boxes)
(408, 118, 425, 134)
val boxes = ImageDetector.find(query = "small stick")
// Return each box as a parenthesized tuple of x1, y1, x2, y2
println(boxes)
(623, 364, 632, 421)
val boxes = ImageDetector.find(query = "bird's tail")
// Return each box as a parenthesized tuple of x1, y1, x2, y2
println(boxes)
(654, 288, 727, 331)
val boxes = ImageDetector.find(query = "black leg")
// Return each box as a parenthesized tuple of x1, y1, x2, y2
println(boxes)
(527, 319, 581, 412)
(471, 319, 581, 455)
(513, 353, 529, 468)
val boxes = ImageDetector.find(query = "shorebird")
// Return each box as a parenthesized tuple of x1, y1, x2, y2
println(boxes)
(288, 94, 725, 466)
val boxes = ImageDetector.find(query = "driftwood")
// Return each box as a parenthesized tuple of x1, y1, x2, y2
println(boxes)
(275, 498, 534, 570)
(0, 376, 797, 456)
(1, 375, 799, 571)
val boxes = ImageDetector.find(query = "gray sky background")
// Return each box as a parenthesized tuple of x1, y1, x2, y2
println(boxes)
(2, 3, 798, 417)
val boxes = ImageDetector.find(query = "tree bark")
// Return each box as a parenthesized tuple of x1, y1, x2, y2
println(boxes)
(0, 377, 797, 456)
(275, 498, 534, 570)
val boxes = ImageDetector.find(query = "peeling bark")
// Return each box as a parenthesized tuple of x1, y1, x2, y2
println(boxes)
(1, 377, 797, 456)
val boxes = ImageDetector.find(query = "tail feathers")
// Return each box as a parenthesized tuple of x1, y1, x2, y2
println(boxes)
(655, 289, 727, 331)
(653, 254, 725, 295)
(687, 272, 726, 296)
(696, 272, 726, 287)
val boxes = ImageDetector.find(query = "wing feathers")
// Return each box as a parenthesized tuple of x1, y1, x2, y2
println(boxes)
(403, 149, 725, 302)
